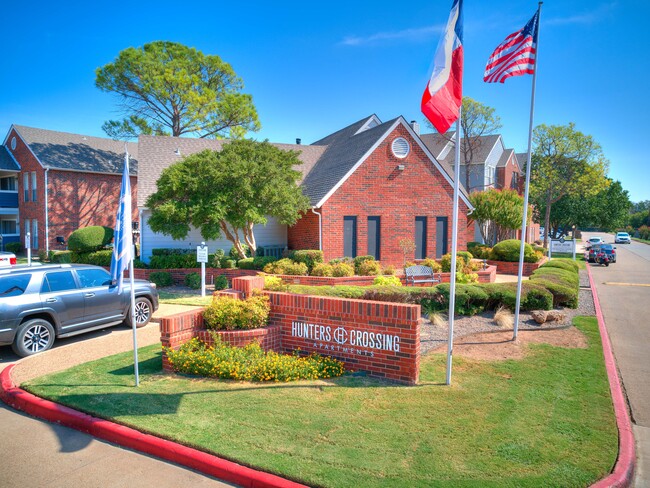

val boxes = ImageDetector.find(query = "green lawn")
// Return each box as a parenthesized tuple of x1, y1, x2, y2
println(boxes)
(157, 290, 213, 306)
(23, 316, 616, 487)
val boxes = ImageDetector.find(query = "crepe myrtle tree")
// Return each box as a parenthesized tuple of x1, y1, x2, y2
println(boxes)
(96, 41, 260, 139)
(468, 188, 527, 246)
(146, 140, 310, 258)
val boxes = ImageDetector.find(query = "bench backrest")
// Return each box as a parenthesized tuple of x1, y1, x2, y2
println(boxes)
(405, 265, 434, 277)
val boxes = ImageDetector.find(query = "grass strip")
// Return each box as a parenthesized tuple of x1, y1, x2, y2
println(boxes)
(23, 316, 616, 487)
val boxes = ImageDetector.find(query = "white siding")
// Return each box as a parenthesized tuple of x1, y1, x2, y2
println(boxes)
(139, 209, 288, 263)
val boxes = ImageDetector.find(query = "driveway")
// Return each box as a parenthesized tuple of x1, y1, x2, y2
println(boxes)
(582, 232, 650, 487)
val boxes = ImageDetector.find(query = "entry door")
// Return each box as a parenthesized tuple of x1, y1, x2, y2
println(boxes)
(367, 216, 380, 260)
(343, 217, 357, 258)
(436, 217, 449, 258)
(415, 217, 427, 260)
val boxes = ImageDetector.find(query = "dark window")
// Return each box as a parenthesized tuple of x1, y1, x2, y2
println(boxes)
(415, 217, 427, 259)
(42, 271, 77, 293)
(343, 216, 357, 258)
(367, 216, 381, 260)
(0, 274, 31, 297)
(436, 217, 449, 258)
(77, 268, 112, 288)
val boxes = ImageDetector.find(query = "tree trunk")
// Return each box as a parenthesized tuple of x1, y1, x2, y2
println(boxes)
(219, 221, 247, 259)
(543, 190, 552, 249)
(242, 222, 257, 256)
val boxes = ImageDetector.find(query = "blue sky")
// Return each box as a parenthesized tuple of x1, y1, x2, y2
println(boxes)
(1, 0, 647, 202)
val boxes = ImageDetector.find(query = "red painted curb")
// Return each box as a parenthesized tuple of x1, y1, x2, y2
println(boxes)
(587, 264, 636, 487)
(0, 364, 307, 488)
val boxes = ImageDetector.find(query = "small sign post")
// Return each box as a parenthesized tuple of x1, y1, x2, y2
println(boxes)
(197, 242, 208, 297)
(550, 238, 575, 259)
(26, 231, 31, 266)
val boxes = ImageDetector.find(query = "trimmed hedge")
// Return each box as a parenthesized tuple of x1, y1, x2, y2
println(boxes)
(238, 256, 278, 270)
(490, 239, 540, 263)
(71, 249, 113, 266)
(528, 260, 580, 308)
(291, 250, 324, 272)
(68, 226, 113, 252)
(149, 271, 173, 287)
(5, 242, 22, 254)
(51, 251, 73, 263)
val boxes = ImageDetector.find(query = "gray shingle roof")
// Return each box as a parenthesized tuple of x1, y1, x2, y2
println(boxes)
(136, 135, 326, 207)
(14, 125, 138, 175)
(515, 152, 528, 168)
(497, 148, 514, 167)
(300, 116, 398, 206)
(420, 132, 454, 159)
(0, 146, 19, 171)
(421, 132, 501, 165)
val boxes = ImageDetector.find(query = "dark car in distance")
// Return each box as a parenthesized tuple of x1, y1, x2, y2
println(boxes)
(0, 264, 158, 357)
(587, 244, 617, 264)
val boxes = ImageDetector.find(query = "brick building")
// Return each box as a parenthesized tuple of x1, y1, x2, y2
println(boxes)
(1, 126, 137, 253)
(137, 115, 474, 266)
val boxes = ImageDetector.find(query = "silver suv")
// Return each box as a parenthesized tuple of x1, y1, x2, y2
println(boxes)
(0, 264, 159, 357)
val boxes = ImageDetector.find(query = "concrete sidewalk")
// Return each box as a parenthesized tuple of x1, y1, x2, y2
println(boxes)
(1, 312, 233, 488)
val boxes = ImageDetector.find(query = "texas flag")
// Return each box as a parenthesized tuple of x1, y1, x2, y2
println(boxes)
(421, 0, 463, 134)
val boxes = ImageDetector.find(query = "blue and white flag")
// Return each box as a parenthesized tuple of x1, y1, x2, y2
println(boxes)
(110, 151, 133, 293)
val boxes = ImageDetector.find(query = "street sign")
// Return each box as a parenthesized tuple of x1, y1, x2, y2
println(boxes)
(196, 244, 209, 263)
(550, 239, 574, 253)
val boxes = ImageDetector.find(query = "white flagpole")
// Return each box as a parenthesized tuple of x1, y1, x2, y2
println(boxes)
(446, 110, 462, 386)
(513, 2, 543, 340)
(124, 146, 139, 386)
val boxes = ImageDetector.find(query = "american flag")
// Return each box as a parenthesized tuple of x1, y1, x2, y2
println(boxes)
(484, 10, 539, 83)
(109, 151, 133, 293)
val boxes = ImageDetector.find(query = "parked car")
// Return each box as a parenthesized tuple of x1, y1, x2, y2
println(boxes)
(615, 232, 631, 244)
(0, 251, 17, 268)
(585, 243, 604, 263)
(0, 264, 159, 357)
(586, 237, 605, 247)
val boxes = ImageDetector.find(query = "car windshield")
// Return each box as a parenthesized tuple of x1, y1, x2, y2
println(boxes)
(600, 244, 613, 250)
(617, 233, 628, 237)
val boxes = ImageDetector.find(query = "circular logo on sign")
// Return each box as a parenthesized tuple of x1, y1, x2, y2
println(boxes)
(333, 327, 348, 345)
(560, 237, 565, 243)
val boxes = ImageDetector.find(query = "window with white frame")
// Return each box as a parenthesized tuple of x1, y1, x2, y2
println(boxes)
(1, 220, 17, 234)
(23, 173, 29, 202)
(31, 172, 37, 202)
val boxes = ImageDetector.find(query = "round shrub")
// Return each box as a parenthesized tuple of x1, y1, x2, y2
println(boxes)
(184, 272, 201, 289)
(237, 257, 255, 270)
(263, 275, 285, 291)
(263, 258, 308, 276)
(440, 253, 464, 273)
(490, 239, 539, 263)
(357, 260, 382, 276)
(421, 258, 442, 273)
(311, 263, 334, 277)
(50, 251, 72, 263)
(68, 226, 114, 252)
(530, 278, 578, 308)
(203, 295, 270, 330)
(292, 250, 324, 272)
(222, 259, 237, 269)
(331, 262, 354, 277)
(373, 275, 402, 286)
(5, 242, 22, 254)
(149, 271, 173, 287)
(214, 274, 229, 290)
(541, 259, 579, 273)
(353, 255, 375, 274)
(382, 264, 396, 275)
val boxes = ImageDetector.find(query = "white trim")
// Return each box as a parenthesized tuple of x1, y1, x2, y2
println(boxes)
(316, 117, 473, 210)
(4, 126, 45, 169)
(43, 166, 132, 177)
(482, 134, 503, 167)
(353, 115, 382, 135)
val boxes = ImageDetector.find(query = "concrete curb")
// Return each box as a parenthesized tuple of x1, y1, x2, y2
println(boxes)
(0, 364, 307, 488)
(587, 264, 636, 487)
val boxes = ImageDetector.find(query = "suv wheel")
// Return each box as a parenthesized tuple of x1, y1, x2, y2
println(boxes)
(125, 297, 153, 328)
(12, 319, 55, 357)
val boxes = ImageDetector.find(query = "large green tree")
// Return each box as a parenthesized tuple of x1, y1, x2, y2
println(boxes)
(528, 123, 609, 247)
(146, 140, 310, 258)
(96, 41, 260, 139)
(425, 97, 502, 192)
(468, 189, 526, 246)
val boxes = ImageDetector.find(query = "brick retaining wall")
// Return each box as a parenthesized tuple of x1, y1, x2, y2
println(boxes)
(486, 258, 547, 276)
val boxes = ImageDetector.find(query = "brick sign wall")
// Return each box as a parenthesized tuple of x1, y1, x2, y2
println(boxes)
(265, 291, 421, 384)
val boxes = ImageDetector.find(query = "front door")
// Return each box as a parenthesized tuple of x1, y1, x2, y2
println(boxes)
(344, 216, 357, 258)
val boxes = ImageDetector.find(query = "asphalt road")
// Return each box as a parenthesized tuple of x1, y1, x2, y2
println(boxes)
(581, 232, 650, 487)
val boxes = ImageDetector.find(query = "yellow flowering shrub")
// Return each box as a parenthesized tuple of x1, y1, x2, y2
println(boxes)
(203, 295, 270, 330)
(164, 336, 346, 382)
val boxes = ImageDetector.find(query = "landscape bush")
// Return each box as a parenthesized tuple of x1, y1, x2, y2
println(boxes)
(164, 335, 345, 382)
(236, 258, 255, 269)
(263, 275, 285, 291)
(149, 271, 173, 287)
(229, 245, 252, 259)
(222, 259, 237, 269)
(149, 249, 197, 269)
(263, 258, 308, 276)
(440, 251, 473, 273)
(214, 274, 229, 290)
(421, 258, 442, 273)
(50, 250, 73, 263)
(331, 262, 355, 277)
(542, 259, 579, 273)
(211, 249, 226, 268)
(353, 255, 375, 274)
(5, 242, 22, 254)
(291, 250, 324, 272)
(311, 263, 334, 277)
(237, 256, 278, 270)
(528, 260, 580, 308)
(373, 275, 402, 286)
(68, 226, 114, 252)
(184, 272, 201, 290)
(381, 264, 396, 275)
(203, 295, 270, 330)
(357, 260, 382, 276)
(467, 242, 492, 259)
(490, 239, 540, 263)
(71, 249, 113, 266)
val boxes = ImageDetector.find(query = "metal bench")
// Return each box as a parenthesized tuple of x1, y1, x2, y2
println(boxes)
(404, 265, 440, 286)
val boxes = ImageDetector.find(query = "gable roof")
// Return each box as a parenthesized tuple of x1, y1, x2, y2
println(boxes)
(13, 125, 138, 175)
(420, 132, 454, 159)
(421, 132, 502, 166)
(497, 148, 515, 167)
(0, 146, 19, 171)
(136, 135, 325, 207)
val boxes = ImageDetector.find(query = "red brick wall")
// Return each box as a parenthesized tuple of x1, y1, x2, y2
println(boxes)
(267, 292, 420, 384)
(115, 267, 259, 285)
(287, 209, 320, 251)
(7, 128, 45, 250)
(486, 257, 547, 276)
(48, 170, 137, 250)
(302, 124, 470, 266)
(496, 152, 521, 194)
